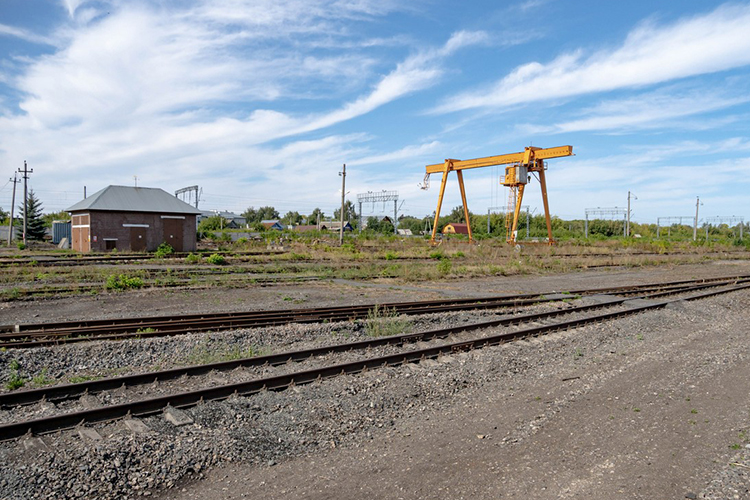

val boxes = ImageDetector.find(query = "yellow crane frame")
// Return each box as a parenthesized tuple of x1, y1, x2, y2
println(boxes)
(424, 145, 573, 245)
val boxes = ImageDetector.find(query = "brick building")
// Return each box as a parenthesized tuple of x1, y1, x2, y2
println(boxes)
(66, 185, 201, 252)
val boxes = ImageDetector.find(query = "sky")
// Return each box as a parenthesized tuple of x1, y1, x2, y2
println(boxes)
(0, 0, 749, 225)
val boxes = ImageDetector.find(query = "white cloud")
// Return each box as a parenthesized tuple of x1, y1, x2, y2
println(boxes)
(437, 3, 750, 113)
(0, 24, 56, 46)
(520, 87, 750, 134)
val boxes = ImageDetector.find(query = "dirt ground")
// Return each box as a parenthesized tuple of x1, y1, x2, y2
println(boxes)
(3, 261, 750, 499)
(152, 266, 750, 499)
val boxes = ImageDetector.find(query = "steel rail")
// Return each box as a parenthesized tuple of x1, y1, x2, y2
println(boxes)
(2, 278, 736, 408)
(1, 275, 748, 349)
(0, 281, 747, 440)
(4, 273, 747, 334)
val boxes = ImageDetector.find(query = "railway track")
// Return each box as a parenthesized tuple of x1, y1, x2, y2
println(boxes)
(0, 277, 748, 440)
(2, 275, 748, 349)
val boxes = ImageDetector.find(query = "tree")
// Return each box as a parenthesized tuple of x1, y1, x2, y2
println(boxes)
(281, 211, 303, 225)
(243, 206, 279, 224)
(333, 200, 357, 222)
(19, 189, 46, 241)
(257, 206, 279, 221)
(0, 206, 7, 224)
(308, 208, 324, 224)
(197, 215, 225, 232)
(448, 205, 471, 223)
(42, 210, 71, 228)
(242, 207, 258, 224)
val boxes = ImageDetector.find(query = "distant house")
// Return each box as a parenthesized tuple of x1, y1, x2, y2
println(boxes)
(326, 221, 353, 232)
(397, 228, 413, 236)
(199, 210, 246, 229)
(66, 185, 201, 252)
(442, 222, 470, 235)
(261, 220, 285, 231)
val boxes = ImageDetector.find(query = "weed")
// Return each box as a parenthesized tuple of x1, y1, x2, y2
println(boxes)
(437, 258, 452, 275)
(184, 340, 263, 365)
(428, 250, 444, 260)
(136, 327, 157, 334)
(105, 274, 144, 291)
(573, 348, 584, 359)
(69, 375, 101, 384)
(16, 242, 26, 250)
(636, 333, 644, 341)
(185, 253, 202, 264)
(154, 243, 174, 258)
(31, 368, 55, 387)
(730, 443, 742, 450)
(207, 253, 227, 265)
(453, 251, 465, 258)
(690, 409, 698, 414)
(365, 305, 412, 337)
(384, 251, 398, 261)
(5, 359, 26, 390)
(633, 408, 641, 412)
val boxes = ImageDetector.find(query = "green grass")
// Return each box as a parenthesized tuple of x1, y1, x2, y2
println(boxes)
(5, 359, 26, 390)
(105, 273, 144, 291)
(183, 340, 264, 365)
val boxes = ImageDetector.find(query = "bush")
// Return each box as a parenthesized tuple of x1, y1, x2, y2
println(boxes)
(185, 253, 202, 264)
(154, 242, 174, 258)
(437, 258, 452, 275)
(105, 274, 145, 291)
(207, 253, 227, 265)
(16, 242, 26, 251)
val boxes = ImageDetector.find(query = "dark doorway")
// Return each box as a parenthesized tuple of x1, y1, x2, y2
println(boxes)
(130, 227, 147, 251)
(162, 219, 184, 251)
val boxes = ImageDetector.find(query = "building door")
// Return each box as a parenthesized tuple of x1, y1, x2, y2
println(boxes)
(72, 214, 90, 252)
(162, 219, 183, 251)
(130, 227, 147, 251)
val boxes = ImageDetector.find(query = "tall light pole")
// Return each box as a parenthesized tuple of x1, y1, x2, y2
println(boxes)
(339, 164, 346, 246)
(626, 191, 637, 237)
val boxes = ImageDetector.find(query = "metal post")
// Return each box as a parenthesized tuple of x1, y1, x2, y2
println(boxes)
(656, 218, 661, 238)
(18, 160, 32, 246)
(526, 209, 530, 239)
(339, 164, 346, 245)
(358, 201, 363, 233)
(585, 212, 588, 238)
(627, 191, 631, 237)
(393, 199, 397, 235)
(693, 197, 699, 241)
(7, 174, 19, 246)
(487, 208, 490, 235)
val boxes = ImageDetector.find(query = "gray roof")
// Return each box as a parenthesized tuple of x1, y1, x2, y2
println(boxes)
(66, 185, 202, 215)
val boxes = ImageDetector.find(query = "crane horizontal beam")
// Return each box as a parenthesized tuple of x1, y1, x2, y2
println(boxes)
(425, 145, 573, 174)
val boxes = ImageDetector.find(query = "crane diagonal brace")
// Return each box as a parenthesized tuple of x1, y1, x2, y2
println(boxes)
(424, 146, 573, 245)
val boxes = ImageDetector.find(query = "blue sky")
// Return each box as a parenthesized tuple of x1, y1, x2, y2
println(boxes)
(1, 0, 749, 224)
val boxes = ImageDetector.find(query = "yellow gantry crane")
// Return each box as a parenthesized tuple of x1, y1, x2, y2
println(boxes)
(423, 145, 573, 245)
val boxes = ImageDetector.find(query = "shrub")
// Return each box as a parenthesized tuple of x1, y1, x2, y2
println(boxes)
(384, 251, 398, 260)
(185, 253, 202, 264)
(154, 243, 174, 258)
(437, 258, 452, 275)
(206, 253, 227, 265)
(105, 274, 145, 291)
(16, 242, 26, 251)
(5, 359, 26, 391)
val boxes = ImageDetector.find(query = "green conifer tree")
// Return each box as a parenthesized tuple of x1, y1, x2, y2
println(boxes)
(18, 189, 46, 241)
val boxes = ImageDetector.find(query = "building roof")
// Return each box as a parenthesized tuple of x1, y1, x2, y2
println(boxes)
(442, 222, 470, 234)
(66, 186, 202, 215)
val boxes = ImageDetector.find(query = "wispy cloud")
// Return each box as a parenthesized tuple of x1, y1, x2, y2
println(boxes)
(436, 3, 750, 113)
(0, 24, 56, 46)
(520, 86, 750, 134)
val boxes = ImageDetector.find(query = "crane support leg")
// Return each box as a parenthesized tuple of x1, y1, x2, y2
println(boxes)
(536, 161, 555, 245)
(509, 184, 525, 244)
(456, 170, 473, 243)
(430, 162, 452, 243)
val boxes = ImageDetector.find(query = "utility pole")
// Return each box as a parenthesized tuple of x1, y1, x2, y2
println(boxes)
(693, 196, 700, 241)
(18, 160, 33, 246)
(626, 191, 637, 237)
(339, 164, 346, 245)
(7, 174, 20, 246)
